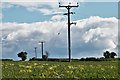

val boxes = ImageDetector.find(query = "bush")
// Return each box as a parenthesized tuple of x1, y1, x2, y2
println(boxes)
(29, 57, 43, 61)
(17, 51, 28, 61)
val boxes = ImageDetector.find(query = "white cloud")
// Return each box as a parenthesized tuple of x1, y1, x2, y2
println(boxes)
(1, 2, 14, 8)
(1, 16, 118, 59)
(1, 0, 83, 15)
(1, 2, 60, 15)
(51, 15, 66, 21)
(39, 8, 53, 15)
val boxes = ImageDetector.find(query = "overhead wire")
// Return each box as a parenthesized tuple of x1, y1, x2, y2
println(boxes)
(46, 21, 66, 54)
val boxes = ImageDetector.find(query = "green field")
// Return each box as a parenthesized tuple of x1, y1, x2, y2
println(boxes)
(1, 61, 120, 79)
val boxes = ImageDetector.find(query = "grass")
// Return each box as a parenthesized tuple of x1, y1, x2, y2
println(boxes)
(2, 61, 120, 79)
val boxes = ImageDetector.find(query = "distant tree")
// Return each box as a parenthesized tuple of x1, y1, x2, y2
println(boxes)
(80, 58, 85, 61)
(42, 51, 49, 61)
(103, 51, 110, 58)
(1, 59, 13, 61)
(110, 52, 117, 58)
(103, 51, 117, 59)
(17, 51, 28, 61)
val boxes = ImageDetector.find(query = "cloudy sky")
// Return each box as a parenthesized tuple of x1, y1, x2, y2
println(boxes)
(1, 0, 119, 60)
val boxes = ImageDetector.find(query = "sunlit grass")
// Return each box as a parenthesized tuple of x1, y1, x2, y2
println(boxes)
(2, 61, 119, 79)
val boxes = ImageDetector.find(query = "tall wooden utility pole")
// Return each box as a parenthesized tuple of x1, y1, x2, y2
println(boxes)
(39, 41, 45, 58)
(34, 47, 37, 58)
(59, 2, 79, 62)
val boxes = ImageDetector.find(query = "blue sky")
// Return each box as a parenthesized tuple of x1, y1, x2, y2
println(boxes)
(1, 1, 118, 60)
(2, 2, 118, 23)
(2, 5, 52, 23)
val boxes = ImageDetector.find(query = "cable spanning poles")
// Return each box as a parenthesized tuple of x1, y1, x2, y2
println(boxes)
(39, 41, 45, 58)
(59, 2, 79, 62)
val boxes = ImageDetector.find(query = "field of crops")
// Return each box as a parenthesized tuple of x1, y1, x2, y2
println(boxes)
(1, 61, 120, 79)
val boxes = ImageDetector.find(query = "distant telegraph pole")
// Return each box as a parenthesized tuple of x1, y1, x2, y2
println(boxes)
(39, 41, 45, 58)
(59, 2, 79, 62)
(34, 47, 37, 58)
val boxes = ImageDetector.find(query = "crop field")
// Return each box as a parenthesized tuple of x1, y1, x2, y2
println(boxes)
(1, 61, 120, 79)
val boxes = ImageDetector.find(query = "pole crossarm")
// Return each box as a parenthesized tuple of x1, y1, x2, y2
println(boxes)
(64, 12, 75, 15)
(59, 2, 79, 8)
(59, 5, 79, 8)
(70, 22, 76, 25)
(39, 41, 45, 43)
(59, 2, 79, 62)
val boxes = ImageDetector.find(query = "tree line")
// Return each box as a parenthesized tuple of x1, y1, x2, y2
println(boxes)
(1, 50, 118, 61)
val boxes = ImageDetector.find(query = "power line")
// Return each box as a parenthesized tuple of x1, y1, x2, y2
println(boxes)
(59, 2, 79, 62)
(47, 21, 66, 54)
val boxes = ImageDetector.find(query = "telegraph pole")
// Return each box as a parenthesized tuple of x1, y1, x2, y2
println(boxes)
(34, 47, 37, 58)
(39, 41, 45, 58)
(59, 2, 79, 62)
